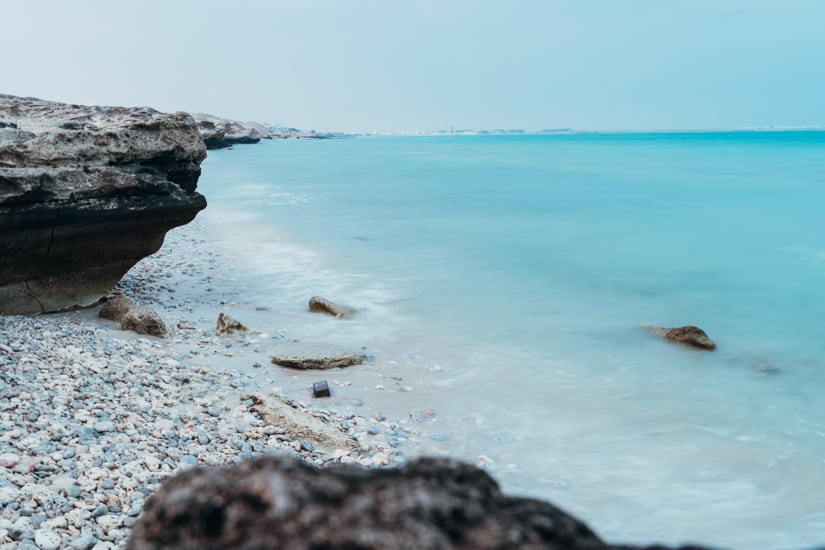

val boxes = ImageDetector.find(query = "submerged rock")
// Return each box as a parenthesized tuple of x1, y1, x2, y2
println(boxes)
(99, 295, 166, 337)
(649, 325, 716, 350)
(308, 295, 357, 318)
(215, 312, 248, 335)
(271, 353, 367, 370)
(0, 94, 206, 315)
(127, 454, 716, 550)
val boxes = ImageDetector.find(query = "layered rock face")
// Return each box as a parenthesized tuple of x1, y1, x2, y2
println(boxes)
(128, 455, 714, 550)
(0, 94, 207, 314)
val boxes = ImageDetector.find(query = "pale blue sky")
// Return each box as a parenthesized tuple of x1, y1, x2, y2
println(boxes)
(2, 0, 824, 132)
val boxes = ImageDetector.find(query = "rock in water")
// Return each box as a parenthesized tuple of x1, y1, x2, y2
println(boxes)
(0, 94, 207, 315)
(99, 295, 138, 321)
(215, 312, 248, 335)
(649, 325, 716, 350)
(127, 455, 716, 550)
(271, 353, 367, 370)
(308, 295, 357, 318)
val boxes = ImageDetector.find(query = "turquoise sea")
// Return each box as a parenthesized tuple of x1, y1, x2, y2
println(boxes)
(196, 132, 825, 549)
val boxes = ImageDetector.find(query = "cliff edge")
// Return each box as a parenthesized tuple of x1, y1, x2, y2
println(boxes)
(0, 94, 207, 314)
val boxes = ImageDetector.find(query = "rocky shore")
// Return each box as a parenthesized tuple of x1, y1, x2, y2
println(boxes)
(0, 220, 409, 549)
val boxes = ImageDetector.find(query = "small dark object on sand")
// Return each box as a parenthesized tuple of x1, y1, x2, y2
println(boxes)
(312, 380, 331, 398)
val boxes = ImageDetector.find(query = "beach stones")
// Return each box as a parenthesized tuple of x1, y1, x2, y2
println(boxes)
(271, 353, 367, 370)
(650, 325, 716, 350)
(216, 312, 248, 335)
(308, 296, 357, 318)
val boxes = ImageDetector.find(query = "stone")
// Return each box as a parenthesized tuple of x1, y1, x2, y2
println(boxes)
(99, 296, 166, 336)
(126, 455, 717, 550)
(649, 325, 716, 350)
(120, 306, 167, 337)
(271, 353, 367, 370)
(191, 114, 264, 149)
(0, 93, 206, 315)
(308, 295, 357, 318)
(312, 380, 330, 398)
(33, 529, 61, 550)
(215, 312, 248, 335)
(98, 295, 137, 322)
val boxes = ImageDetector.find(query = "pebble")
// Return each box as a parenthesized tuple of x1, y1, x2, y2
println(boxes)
(33, 529, 62, 550)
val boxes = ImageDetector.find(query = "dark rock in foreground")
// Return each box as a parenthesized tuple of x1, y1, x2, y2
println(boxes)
(271, 353, 368, 370)
(0, 94, 206, 314)
(649, 325, 716, 350)
(308, 295, 357, 318)
(127, 455, 715, 550)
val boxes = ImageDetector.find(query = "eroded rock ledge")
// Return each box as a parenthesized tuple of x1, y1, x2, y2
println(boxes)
(0, 94, 207, 314)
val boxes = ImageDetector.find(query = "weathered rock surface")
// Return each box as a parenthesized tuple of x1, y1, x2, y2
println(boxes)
(0, 94, 207, 314)
(192, 113, 267, 149)
(192, 113, 337, 149)
(308, 295, 357, 318)
(243, 394, 354, 452)
(99, 295, 167, 336)
(127, 455, 715, 550)
(215, 312, 248, 335)
(271, 353, 368, 370)
(649, 325, 716, 350)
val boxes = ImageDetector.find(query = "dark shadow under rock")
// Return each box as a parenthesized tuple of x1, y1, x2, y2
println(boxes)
(127, 455, 717, 550)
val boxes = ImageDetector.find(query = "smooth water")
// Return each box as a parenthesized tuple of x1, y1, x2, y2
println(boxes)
(196, 132, 825, 549)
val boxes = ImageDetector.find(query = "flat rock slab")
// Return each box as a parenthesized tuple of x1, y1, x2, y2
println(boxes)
(127, 454, 718, 550)
(649, 325, 716, 350)
(242, 393, 353, 452)
(271, 353, 367, 370)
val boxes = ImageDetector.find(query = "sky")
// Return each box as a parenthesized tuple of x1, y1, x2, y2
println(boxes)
(2, 0, 824, 133)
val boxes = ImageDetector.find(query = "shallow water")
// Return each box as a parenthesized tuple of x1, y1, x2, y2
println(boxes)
(194, 132, 825, 549)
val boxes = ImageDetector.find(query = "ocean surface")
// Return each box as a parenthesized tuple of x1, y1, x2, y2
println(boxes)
(195, 132, 825, 549)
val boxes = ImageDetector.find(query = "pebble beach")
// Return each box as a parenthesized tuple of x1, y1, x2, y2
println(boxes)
(0, 219, 415, 549)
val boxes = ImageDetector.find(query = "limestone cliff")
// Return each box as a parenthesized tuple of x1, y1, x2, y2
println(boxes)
(0, 94, 207, 314)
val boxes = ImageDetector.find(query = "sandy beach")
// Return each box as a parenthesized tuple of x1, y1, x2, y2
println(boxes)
(0, 217, 421, 549)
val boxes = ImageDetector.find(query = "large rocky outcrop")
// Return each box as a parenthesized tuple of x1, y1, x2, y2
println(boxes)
(0, 94, 207, 314)
(127, 455, 714, 550)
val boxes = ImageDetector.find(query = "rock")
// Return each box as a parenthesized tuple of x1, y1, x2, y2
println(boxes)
(308, 295, 357, 318)
(191, 114, 265, 149)
(242, 394, 354, 453)
(99, 295, 166, 336)
(649, 326, 716, 350)
(0, 94, 206, 315)
(120, 306, 167, 337)
(215, 312, 248, 335)
(127, 455, 717, 550)
(33, 529, 61, 550)
(99, 295, 137, 322)
(271, 353, 367, 370)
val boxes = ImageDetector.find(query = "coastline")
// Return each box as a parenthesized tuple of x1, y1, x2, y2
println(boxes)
(0, 216, 416, 548)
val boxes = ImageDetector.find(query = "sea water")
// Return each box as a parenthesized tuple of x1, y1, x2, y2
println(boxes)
(195, 132, 825, 549)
